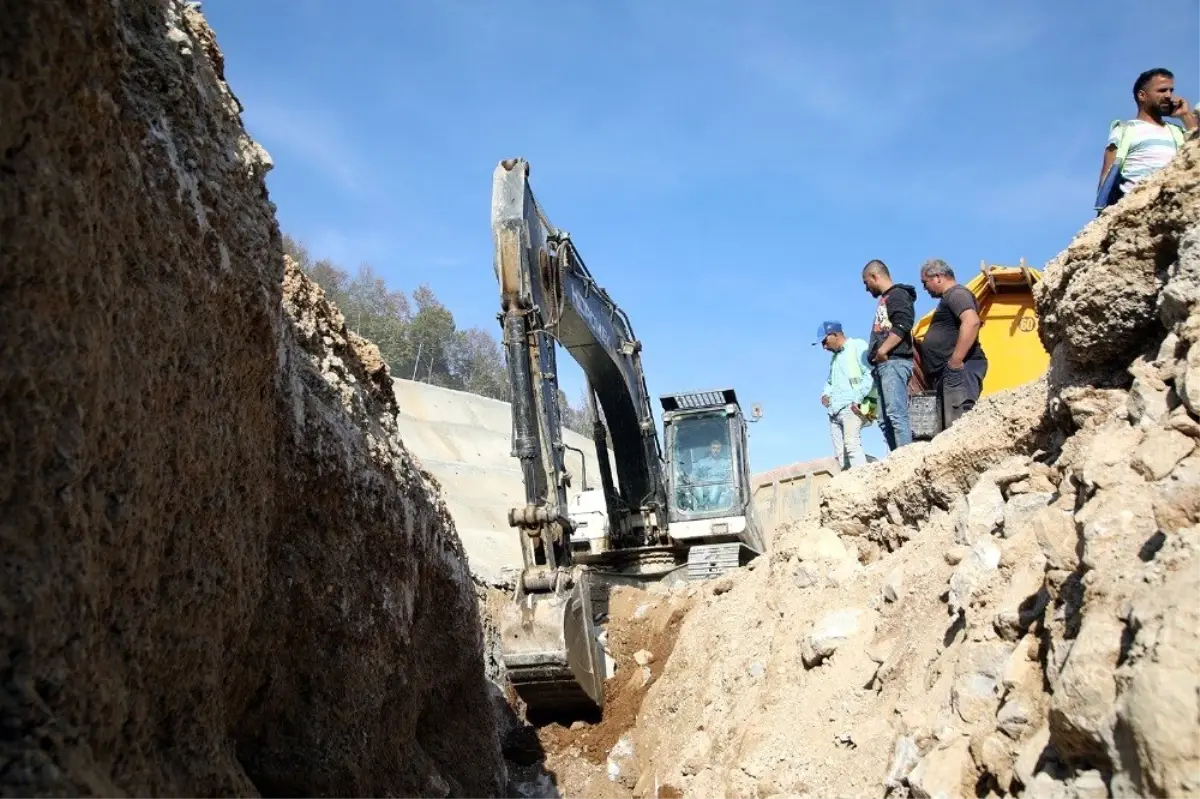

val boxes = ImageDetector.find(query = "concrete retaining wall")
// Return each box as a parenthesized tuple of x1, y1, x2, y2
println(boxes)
(393, 378, 607, 583)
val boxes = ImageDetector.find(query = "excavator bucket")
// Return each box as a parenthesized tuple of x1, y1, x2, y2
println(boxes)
(499, 569, 606, 717)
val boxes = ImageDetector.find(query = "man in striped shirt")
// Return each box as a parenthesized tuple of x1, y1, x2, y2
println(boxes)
(1099, 68, 1197, 197)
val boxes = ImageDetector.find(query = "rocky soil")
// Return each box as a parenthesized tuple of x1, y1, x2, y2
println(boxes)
(539, 143, 1200, 797)
(2, 2, 502, 795)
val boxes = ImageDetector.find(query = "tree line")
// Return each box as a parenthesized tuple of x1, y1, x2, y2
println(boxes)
(285, 235, 595, 435)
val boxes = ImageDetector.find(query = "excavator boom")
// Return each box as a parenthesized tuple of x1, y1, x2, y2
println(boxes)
(492, 158, 668, 549)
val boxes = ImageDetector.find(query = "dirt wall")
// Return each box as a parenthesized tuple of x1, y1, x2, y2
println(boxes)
(1, 2, 503, 795)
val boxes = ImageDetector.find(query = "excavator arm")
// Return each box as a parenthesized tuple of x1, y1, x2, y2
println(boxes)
(493, 157, 668, 560)
(491, 157, 670, 715)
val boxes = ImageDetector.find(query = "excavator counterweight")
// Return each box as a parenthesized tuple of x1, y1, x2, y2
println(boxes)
(491, 158, 764, 717)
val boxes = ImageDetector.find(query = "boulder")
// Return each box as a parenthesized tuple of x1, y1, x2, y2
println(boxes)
(1166, 405, 1200, 438)
(1127, 375, 1174, 429)
(1079, 423, 1146, 490)
(1029, 506, 1081, 572)
(1111, 565, 1200, 797)
(884, 735, 920, 789)
(948, 539, 1001, 617)
(951, 641, 1014, 724)
(1179, 341, 1200, 416)
(1049, 614, 1123, 762)
(908, 736, 974, 799)
(955, 478, 1005, 544)
(1151, 455, 1200, 533)
(1075, 484, 1157, 575)
(1002, 492, 1054, 538)
(883, 568, 905, 603)
(1132, 426, 1196, 481)
(801, 608, 869, 668)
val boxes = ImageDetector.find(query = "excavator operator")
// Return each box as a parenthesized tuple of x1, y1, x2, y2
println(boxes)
(687, 439, 734, 512)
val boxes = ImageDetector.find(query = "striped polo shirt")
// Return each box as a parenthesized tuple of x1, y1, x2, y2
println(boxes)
(1109, 120, 1185, 193)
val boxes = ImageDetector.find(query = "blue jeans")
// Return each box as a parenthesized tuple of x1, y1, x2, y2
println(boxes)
(937, 359, 988, 430)
(873, 358, 914, 450)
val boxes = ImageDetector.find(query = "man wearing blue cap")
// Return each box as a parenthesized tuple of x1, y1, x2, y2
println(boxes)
(815, 321, 872, 470)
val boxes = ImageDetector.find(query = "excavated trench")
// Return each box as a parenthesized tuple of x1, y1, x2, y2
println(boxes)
(6, 2, 1200, 798)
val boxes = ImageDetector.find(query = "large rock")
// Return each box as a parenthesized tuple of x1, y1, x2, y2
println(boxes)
(951, 641, 1013, 724)
(1179, 340, 1200, 416)
(955, 477, 1005, 544)
(1151, 454, 1200, 533)
(1, 3, 502, 796)
(909, 736, 974, 799)
(1035, 140, 1200, 378)
(1111, 560, 1200, 797)
(801, 608, 870, 668)
(1049, 614, 1124, 762)
(948, 538, 1001, 617)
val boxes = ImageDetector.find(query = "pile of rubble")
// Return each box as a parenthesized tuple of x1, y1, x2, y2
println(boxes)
(558, 143, 1200, 798)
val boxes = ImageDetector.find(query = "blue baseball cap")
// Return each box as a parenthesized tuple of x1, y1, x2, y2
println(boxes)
(814, 321, 843, 345)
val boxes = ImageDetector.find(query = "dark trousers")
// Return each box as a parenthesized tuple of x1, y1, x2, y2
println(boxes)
(935, 359, 987, 430)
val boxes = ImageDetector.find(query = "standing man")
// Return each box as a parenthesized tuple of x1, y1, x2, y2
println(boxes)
(918, 260, 987, 431)
(862, 259, 916, 451)
(815, 321, 872, 470)
(1097, 68, 1197, 208)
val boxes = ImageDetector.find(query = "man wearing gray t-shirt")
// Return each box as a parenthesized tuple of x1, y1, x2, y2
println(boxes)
(918, 259, 988, 431)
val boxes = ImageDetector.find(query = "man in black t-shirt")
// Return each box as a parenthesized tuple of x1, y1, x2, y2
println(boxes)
(918, 259, 988, 430)
(862, 259, 916, 451)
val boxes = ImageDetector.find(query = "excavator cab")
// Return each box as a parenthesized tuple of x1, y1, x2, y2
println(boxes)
(661, 389, 766, 579)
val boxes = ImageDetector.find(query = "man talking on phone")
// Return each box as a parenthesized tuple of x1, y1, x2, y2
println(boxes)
(1098, 68, 1197, 204)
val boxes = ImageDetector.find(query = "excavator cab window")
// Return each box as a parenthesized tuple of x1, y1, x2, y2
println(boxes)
(669, 412, 737, 516)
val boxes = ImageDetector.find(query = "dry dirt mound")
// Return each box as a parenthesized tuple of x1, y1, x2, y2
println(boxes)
(532, 585, 698, 798)
(2, 2, 502, 796)
(555, 143, 1200, 799)
(541, 587, 696, 761)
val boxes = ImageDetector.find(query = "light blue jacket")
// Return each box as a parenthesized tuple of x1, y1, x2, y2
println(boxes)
(822, 337, 873, 414)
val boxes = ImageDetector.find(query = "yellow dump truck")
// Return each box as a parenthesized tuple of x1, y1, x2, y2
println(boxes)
(912, 259, 1050, 397)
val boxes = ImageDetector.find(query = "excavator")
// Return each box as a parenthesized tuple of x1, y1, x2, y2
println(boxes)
(491, 158, 765, 717)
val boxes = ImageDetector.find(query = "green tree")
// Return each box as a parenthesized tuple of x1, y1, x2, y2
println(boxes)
(407, 284, 457, 385)
(344, 263, 410, 369)
(452, 327, 510, 401)
(282, 234, 590, 421)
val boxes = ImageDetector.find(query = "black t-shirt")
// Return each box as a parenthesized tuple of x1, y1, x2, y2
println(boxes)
(920, 284, 986, 377)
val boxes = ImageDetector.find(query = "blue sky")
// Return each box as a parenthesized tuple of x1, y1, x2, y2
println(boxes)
(202, 0, 1198, 472)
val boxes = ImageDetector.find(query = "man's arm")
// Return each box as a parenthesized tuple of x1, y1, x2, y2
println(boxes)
(949, 309, 981, 367)
(874, 291, 915, 361)
(946, 290, 982, 368)
(1098, 143, 1117, 188)
(872, 332, 902, 362)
